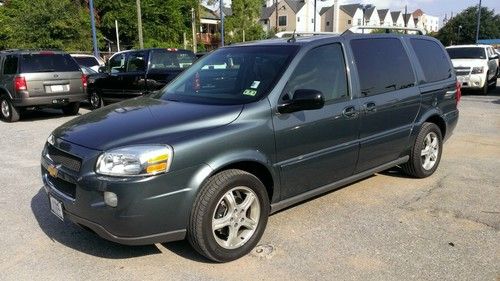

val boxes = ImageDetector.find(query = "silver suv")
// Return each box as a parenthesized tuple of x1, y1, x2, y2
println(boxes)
(0, 50, 87, 122)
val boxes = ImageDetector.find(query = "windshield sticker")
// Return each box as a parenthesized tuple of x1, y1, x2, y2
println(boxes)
(243, 89, 257, 96)
(250, 81, 261, 89)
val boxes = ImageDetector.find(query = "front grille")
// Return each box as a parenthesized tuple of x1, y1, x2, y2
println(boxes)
(46, 172, 76, 199)
(47, 144, 82, 172)
(454, 67, 470, 76)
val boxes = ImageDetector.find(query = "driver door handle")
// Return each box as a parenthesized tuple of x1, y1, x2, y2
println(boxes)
(363, 102, 377, 113)
(342, 106, 358, 118)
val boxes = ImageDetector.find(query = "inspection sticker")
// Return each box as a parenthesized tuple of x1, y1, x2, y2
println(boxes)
(250, 81, 261, 89)
(243, 89, 257, 96)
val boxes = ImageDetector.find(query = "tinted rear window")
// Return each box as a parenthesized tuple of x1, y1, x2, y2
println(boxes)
(20, 53, 81, 73)
(149, 50, 196, 70)
(351, 38, 415, 96)
(410, 39, 451, 83)
(446, 47, 486, 59)
(73, 56, 99, 67)
(3, 55, 18, 75)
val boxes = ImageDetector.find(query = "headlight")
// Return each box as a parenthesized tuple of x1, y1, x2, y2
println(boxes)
(47, 134, 55, 145)
(471, 66, 484, 74)
(96, 145, 173, 177)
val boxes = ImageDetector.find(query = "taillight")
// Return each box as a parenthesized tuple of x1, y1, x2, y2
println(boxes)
(14, 76, 27, 91)
(455, 80, 461, 106)
(81, 74, 88, 88)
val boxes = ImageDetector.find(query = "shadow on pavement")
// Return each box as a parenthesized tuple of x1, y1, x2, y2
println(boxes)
(31, 188, 161, 259)
(379, 166, 414, 179)
(161, 240, 213, 263)
(18, 108, 80, 122)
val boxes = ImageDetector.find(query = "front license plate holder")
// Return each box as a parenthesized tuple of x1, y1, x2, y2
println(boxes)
(49, 195, 64, 221)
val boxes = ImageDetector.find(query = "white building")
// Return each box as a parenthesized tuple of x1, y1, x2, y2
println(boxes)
(377, 9, 392, 26)
(261, 0, 321, 32)
(413, 9, 440, 33)
(391, 11, 404, 27)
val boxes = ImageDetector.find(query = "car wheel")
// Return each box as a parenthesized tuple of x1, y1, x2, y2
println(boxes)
(481, 72, 489, 95)
(0, 95, 20, 122)
(62, 102, 80, 116)
(488, 77, 497, 90)
(188, 169, 269, 262)
(89, 91, 102, 109)
(401, 122, 443, 178)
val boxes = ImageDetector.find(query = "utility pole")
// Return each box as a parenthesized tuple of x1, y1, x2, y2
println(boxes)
(475, 0, 482, 43)
(136, 0, 144, 49)
(191, 8, 197, 53)
(314, 0, 317, 32)
(220, 0, 224, 47)
(89, 0, 99, 58)
(275, 0, 278, 32)
(115, 20, 120, 52)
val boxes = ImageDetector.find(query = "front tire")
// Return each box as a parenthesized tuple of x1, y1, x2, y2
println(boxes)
(188, 169, 269, 262)
(62, 102, 80, 116)
(0, 95, 20, 122)
(481, 72, 489, 95)
(89, 91, 103, 110)
(401, 122, 443, 178)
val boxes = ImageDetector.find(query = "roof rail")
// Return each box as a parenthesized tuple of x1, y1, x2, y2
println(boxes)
(0, 48, 64, 53)
(344, 26, 426, 35)
(274, 31, 339, 38)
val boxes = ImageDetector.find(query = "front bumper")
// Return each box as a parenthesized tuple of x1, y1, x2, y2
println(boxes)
(457, 74, 485, 89)
(41, 139, 210, 245)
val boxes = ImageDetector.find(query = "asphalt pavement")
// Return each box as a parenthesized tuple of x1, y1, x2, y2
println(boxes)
(0, 81, 498, 280)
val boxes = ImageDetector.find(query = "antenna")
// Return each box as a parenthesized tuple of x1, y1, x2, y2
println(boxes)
(287, 30, 297, 43)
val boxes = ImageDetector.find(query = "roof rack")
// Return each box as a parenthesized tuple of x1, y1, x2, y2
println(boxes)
(274, 31, 339, 38)
(344, 26, 426, 35)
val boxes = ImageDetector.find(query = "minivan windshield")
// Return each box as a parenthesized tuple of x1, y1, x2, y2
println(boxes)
(20, 53, 81, 72)
(446, 47, 486, 59)
(157, 45, 299, 105)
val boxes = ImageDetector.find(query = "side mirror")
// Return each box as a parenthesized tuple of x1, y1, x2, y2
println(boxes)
(490, 54, 499, 60)
(278, 89, 325, 114)
(98, 66, 107, 73)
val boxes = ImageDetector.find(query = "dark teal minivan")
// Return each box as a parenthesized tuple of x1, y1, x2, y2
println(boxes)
(41, 34, 459, 262)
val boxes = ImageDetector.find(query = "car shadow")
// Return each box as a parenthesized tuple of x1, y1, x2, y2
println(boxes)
(19, 108, 80, 122)
(378, 166, 414, 179)
(31, 188, 161, 259)
(161, 241, 214, 263)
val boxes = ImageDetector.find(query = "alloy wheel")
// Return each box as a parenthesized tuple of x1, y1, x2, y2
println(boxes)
(1, 99, 10, 118)
(421, 132, 439, 170)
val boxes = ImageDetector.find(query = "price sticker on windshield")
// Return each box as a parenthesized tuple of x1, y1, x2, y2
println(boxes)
(250, 81, 261, 89)
(243, 89, 257, 96)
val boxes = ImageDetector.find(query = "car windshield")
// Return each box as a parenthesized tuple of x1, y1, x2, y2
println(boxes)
(446, 47, 486, 59)
(73, 56, 99, 67)
(20, 53, 81, 72)
(156, 45, 298, 105)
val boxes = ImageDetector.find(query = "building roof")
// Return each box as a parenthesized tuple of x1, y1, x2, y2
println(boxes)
(378, 9, 389, 19)
(403, 13, 413, 25)
(319, 6, 331, 16)
(285, 0, 306, 14)
(200, 5, 219, 20)
(364, 6, 376, 20)
(260, 5, 275, 20)
(391, 11, 401, 22)
(340, 4, 361, 17)
(413, 9, 424, 17)
(221, 7, 232, 17)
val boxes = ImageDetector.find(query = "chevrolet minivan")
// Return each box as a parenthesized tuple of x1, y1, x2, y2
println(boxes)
(41, 34, 460, 262)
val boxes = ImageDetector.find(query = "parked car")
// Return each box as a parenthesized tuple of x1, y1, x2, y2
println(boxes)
(70, 54, 104, 73)
(0, 50, 86, 122)
(446, 44, 499, 94)
(91, 48, 196, 107)
(80, 66, 107, 109)
(42, 34, 459, 262)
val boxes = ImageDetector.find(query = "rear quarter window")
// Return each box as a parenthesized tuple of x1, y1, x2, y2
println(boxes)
(3, 55, 18, 75)
(73, 56, 99, 68)
(410, 39, 451, 83)
(350, 38, 415, 96)
(20, 53, 80, 73)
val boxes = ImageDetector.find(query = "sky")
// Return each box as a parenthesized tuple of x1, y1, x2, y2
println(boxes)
(317, 0, 500, 25)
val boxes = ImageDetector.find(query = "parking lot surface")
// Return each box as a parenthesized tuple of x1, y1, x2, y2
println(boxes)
(0, 82, 499, 281)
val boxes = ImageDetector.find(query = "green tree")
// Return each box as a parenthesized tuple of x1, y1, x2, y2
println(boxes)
(0, 0, 100, 51)
(436, 6, 500, 46)
(224, 0, 265, 43)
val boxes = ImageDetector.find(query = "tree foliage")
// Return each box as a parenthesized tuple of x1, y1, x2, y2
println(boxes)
(436, 6, 500, 46)
(224, 0, 265, 43)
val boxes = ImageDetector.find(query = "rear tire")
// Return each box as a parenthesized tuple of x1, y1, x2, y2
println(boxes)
(0, 95, 20, 122)
(62, 102, 80, 116)
(401, 122, 443, 178)
(89, 91, 103, 110)
(188, 169, 269, 262)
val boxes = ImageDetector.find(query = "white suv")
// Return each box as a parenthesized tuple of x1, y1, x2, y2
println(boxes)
(446, 44, 499, 94)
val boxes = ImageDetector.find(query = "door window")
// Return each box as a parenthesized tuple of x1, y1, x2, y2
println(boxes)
(3, 55, 18, 75)
(350, 38, 415, 96)
(109, 53, 126, 73)
(410, 39, 451, 83)
(126, 52, 147, 72)
(283, 43, 349, 102)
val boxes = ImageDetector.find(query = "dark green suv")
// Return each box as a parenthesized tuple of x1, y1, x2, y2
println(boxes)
(0, 50, 86, 122)
(41, 34, 460, 262)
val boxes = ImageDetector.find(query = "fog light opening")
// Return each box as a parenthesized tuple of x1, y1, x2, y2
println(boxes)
(104, 191, 118, 207)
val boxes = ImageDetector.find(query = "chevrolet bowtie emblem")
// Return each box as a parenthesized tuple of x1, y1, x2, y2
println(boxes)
(47, 164, 59, 178)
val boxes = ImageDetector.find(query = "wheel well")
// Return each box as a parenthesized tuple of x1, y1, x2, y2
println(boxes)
(213, 161, 274, 202)
(425, 115, 446, 138)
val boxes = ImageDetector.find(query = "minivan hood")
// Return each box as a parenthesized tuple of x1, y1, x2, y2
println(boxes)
(450, 58, 487, 68)
(53, 98, 243, 151)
